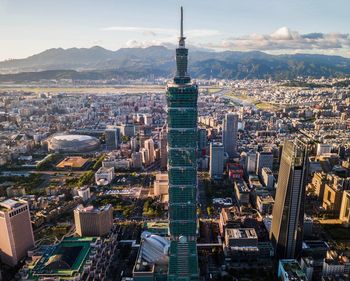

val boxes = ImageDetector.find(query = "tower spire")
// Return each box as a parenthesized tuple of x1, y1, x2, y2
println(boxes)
(179, 6, 185, 47)
(180, 6, 183, 38)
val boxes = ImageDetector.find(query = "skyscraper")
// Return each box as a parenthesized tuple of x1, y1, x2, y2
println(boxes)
(160, 127, 168, 170)
(210, 142, 224, 179)
(74, 204, 113, 237)
(270, 139, 309, 259)
(105, 127, 120, 150)
(222, 113, 238, 157)
(167, 7, 199, 280)
(0, 199, 35, 266)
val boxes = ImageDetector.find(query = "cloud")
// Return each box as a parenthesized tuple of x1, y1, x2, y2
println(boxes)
(206, 27, 350, 52)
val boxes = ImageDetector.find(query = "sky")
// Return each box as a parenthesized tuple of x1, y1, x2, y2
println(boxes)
(0, 0, 349, 61)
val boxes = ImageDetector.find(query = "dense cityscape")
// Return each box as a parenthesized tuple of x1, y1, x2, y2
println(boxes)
(1, 3, 350, 281)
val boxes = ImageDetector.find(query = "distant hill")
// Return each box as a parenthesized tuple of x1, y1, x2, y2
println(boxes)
(0, 46, 350, 81)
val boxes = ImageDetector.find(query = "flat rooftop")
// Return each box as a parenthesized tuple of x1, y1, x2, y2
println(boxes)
(279, 259, 307, 281)
(0, 198, 26, 211)
(56, 156, 89, 169)
(234, 179, 250, 193)
(226, 228, 257, 240)
(75, 204, 111, 214)
(302, 240, 329, 250)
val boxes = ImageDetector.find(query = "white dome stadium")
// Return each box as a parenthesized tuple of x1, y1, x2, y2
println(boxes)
(48, 134, 100, 153)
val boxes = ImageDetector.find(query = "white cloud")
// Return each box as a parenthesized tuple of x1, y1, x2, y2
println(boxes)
(206, 27, 350, 52)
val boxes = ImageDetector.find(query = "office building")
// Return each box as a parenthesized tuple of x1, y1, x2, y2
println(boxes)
(154, 173, 169, 196)
(144, 138, 155, 164)
(132, 152, 143, 169)
(256, 151, 273, 179)
(160, 129, 168, 170)
(0, 199, 35, 266)
(222, 113, 238, 157)
(74, 204, 113, 237)
(224, 228, 260, 261)
(317, 143, 332, 156)
(105, 127, 120, 150)
(322, 174, 350, 213)
(256, 194, 274, 215)
(261, 167, 275, 189)
(234, 179, 250, 205)
(209, 142, 224, 179)
(339, 190, 350, 223)
(20, 236, 119, 281)
(77, 186, 91, 202)
(119, 123, 135, 137)
(166, 7, 199, 280)
(278, 259, 308, 281)
(270, 139, 309, 259)
(246, 151, 257, 174)
(198, 128, 207, 154)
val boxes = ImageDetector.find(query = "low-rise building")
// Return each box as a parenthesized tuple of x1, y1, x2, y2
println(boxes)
(278, 259, 307, 281)
(95, 166, 115, 186)
(234, 179, 250, 205)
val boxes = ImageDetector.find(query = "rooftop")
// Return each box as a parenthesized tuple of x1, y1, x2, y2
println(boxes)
(56, 156, 89, 169)
(29, 237, 96, 279)
(279, 259, 307, 281)
(0, 198, 27, 211)
(75, 204, 111, 214)
(226, 228, 258, 240)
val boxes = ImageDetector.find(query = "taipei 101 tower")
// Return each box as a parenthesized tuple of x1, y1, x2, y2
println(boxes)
(166, 7, 199, 281)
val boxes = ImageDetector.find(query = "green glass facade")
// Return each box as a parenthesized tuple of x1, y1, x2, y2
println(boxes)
(166, 8, 199, 281)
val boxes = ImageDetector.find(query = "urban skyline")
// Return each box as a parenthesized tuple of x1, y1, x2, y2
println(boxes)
(0, 3, 350, 281)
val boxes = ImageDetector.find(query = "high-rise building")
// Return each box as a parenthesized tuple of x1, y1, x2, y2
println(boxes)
(160, 128, 168, 170)
(270, 139, 309, 259)
(222, 113, 238, 157)
(198, 128, 207, 153)
(0, 199, 35, 266)
(105, 127, 120, 150)
(144, 138, 155, 164)
(210, 142, 224, 179)
(74, 204, 113, 237)
(256, 151, 273, 179)
(167, 7, 199, 280)
(246, 151, 257, 174)
(132, 151, 143, 169)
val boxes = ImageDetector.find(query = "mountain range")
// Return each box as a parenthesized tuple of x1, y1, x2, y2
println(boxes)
(0, 46, 350, 82)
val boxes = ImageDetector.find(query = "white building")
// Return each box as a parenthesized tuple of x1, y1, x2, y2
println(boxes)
(77, 186, 91, 202)
(95, 166, 115, 186)
(246, 152, 257, 174)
